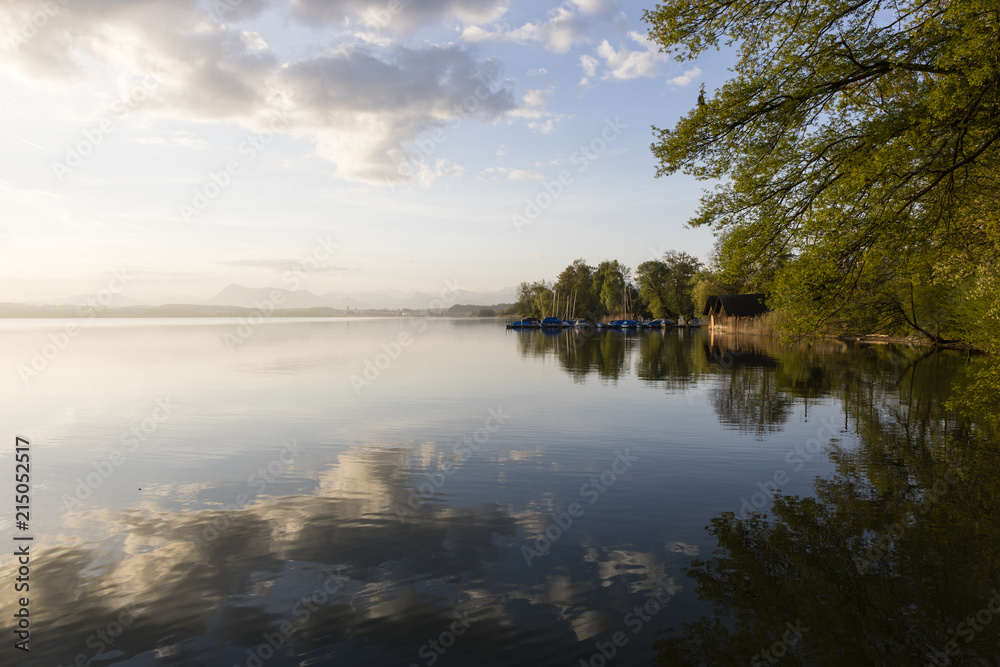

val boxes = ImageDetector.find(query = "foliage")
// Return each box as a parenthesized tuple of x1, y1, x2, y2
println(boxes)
(522, 255, 711, 321)
(661, 251, 703, 316)
(652, 341, 1000, 665)
(636, 259, 672, 318)
(594, 260, 633, 317)
(644, 0, 1000, 343)
(515, 280, 553, 318)
(689, 268, 738, 317)
(554, 259, 600, 318)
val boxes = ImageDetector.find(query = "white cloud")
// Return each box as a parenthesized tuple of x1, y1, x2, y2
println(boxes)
(483, 167, 543, 180)
(522, 88, 551, 107)
(508, 85, 563, 134)
(412, 159, 465, 187)
(0, 0, 521, 186)
(667, 67, 702, 87)
(460, 25, 492, 43)
(596, 32, 668, 80)
(579, 54, 598, 86)
(569, 0, 620, 18)
(287, 0, 508, 33)
(240, 31, 268, 52)
(462, 6, 589, 53)
(133, 131, 207, 148)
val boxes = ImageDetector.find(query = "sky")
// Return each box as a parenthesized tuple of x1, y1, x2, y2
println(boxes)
(0, 0, 729, 303)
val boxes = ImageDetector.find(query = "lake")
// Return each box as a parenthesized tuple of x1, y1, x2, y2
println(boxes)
(2, 317, 997, 666)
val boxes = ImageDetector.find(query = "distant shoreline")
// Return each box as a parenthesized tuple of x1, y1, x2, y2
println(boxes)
(0, 303, 511, 319)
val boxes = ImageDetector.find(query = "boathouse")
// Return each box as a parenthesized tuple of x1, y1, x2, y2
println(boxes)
(702, 293, 770, 329)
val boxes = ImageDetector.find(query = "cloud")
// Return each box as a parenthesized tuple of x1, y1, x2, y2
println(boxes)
(282, 46, 516, 183)
(287, 0, 508, 34)
(220, 259, 347, 273)
(568, 0, 620, 18)
(462, 6, 589, 53)
(579, 54, 598, 86)
(482, 167, 544, 180)
(240, 30, 268, 52)
(0, 0, 522, 186)
(587, 31, 669, 83)
(667, 66, 702, 87)
(508, 86, 563, 134)
(133, 131, 207, 148)
(411, 159, 465, 187)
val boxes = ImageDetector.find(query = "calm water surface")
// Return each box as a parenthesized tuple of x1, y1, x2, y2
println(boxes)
(1, 318, 997, 666)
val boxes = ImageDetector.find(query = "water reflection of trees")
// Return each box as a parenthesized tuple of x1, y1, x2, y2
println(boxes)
(514, 330, 985, 446)
(635, 330, 708, 392)
(654, 347, 1000, 666)
(513, 329, 711, 389)
(514, 329, 631, 382)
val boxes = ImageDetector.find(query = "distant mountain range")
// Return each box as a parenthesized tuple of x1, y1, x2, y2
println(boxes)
(202, 284, 518, 310)
(25, 284, 519, 311)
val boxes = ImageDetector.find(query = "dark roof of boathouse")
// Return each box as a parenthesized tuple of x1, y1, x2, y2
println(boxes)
(702, 293, 770, 318)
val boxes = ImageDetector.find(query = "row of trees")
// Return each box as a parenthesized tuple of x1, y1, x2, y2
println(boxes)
(515, 252, 708, 320)
(644, 0, 1000, 350)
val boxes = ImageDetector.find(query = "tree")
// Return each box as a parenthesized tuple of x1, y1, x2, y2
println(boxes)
(554, 259, 599, 318)
(654, 347, 1000, 665)
(636, 260, 672, 318)
(690, 268, 738, 318)
(515, 280, 553, 317)
(661, 251, 702, 316)
(593, 260, 633, 317)
(644, 0, 1000, 342)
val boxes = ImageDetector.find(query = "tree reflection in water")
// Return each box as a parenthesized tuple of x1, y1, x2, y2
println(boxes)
(652, 340, 1000, 666)
(516, 329, 999, 664)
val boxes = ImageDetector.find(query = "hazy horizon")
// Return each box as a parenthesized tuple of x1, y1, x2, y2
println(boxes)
(0, 0, 723, 304)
